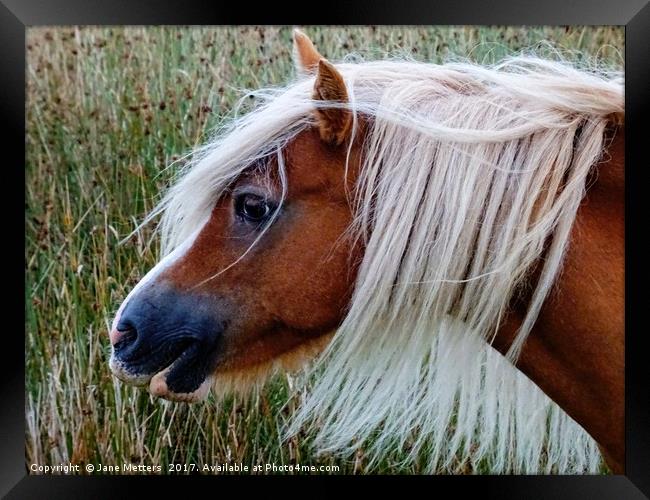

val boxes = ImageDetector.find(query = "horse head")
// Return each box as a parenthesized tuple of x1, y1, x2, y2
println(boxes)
(109, 30, 364, 402)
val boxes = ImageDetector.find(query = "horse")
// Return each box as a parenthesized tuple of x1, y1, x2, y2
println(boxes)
(108, 29, 624, 474)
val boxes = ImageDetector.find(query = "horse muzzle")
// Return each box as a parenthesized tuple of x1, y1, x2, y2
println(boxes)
(109, 282, 226, 402)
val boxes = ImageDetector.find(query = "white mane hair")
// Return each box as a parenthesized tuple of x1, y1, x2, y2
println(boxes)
(147, 54, 623, 473)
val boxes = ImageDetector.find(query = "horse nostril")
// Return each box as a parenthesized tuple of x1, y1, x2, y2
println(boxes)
(116, 315, 133, 331)
(115, 319, 138, 348)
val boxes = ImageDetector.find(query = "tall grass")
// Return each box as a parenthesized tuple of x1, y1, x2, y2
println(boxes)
(25, 26, 624, 474)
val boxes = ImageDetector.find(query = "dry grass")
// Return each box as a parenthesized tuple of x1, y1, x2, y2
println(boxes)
(25, 25, 623, 474)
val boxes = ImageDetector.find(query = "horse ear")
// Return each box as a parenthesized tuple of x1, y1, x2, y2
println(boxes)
(293, 28, 322, 74)
(313, 59, 352, 146)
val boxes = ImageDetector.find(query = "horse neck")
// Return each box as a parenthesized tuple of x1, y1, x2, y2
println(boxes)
(490, 123, 625, 472)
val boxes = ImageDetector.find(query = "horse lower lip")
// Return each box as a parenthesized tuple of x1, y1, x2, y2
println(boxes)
(158, 342, 215, 395)
(150, 372, 213, 403)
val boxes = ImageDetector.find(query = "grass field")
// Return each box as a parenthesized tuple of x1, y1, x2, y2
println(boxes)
(25, 26, 624, 474)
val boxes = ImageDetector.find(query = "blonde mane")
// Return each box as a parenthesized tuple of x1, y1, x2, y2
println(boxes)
(149, 54, 623, 473)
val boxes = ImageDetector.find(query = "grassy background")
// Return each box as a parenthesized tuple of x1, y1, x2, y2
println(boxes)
(26, 26, 624, 474)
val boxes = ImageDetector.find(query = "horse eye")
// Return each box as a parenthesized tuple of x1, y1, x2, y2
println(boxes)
(234, 193, 272, 223)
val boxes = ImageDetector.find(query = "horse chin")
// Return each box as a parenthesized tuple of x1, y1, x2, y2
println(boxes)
(208, 331, 336, 399)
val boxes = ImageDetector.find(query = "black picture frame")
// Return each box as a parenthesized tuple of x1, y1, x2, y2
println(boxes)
(8, 0, 649, 497)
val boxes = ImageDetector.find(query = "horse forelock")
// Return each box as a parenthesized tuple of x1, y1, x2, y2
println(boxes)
(147, 54, 623, 473)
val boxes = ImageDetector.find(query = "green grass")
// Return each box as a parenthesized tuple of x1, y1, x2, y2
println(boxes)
(25, 25, 624, 474)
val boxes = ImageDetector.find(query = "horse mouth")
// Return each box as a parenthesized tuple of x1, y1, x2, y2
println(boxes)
(109, 327, 333, 403)
(110, 337, 218, 402)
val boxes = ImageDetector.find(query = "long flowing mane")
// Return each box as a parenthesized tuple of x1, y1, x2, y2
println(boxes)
(147, 54, 623, 473)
